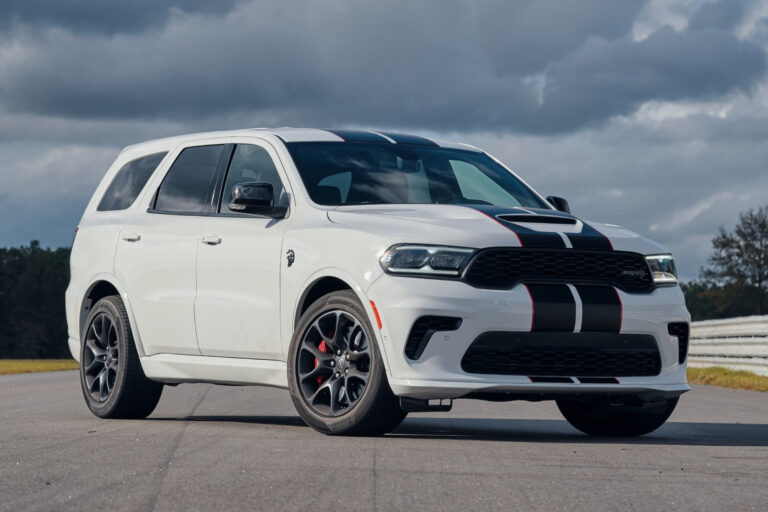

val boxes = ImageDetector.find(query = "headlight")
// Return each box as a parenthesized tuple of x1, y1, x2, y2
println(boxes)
(380, 245, 475, 277)
(646, 254, 678, 284)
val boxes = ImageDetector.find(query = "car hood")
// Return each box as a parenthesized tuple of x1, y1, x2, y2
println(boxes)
(327, 204, 669, 255)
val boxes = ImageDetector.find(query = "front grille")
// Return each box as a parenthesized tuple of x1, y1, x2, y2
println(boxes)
(668, 322, 690, 364)
(463, 248, 654, 293)
(461, 332, 661, 377)
(405, 316, 462, 360)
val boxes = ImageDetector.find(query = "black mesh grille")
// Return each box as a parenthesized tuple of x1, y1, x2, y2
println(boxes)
(405, 316, 462, 360)
(668, 322, 690, 364)
(463, 248, 654, 293)
(461, 332, 661, 377)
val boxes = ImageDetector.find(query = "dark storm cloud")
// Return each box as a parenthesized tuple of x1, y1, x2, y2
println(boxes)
(0, 0, 763, 134)
(0, 0, 243, 35)
(531, 26, 767, 131)
(464, 0, 646, 75)
(688, 0, 747, 31)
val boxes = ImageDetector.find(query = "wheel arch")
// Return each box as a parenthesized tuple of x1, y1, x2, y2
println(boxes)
(79, 274, 147, 357)
(294, 276, 353, 326)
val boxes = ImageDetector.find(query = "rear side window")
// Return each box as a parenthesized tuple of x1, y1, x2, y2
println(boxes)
(97, 152, 167, 211)
(154, 145, 226, 213)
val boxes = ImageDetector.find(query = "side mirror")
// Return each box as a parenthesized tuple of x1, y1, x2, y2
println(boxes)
(546, 195, 571, 214)
(229, 182, 285, 217)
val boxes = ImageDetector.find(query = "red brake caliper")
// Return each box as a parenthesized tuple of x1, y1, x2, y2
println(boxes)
(315, 340, 329, 385)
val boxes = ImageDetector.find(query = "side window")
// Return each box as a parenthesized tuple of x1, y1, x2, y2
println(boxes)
(97, 152, 167, 211)
(219, 144, 285, 214)
(154, 145, 225, 213)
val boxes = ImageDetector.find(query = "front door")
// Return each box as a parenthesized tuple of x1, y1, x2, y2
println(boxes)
(195, 142, 289, 359)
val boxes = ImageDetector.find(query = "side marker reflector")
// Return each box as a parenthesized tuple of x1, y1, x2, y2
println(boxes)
(369, 300, 383, 330)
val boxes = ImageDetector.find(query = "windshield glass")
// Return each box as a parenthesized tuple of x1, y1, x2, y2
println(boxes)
(287, 142, 548, 208)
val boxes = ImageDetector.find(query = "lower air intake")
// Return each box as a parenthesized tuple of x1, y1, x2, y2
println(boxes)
(405, 316, 462, 360)
(461, 332, 661, 377)
(667, 322, 690, 364)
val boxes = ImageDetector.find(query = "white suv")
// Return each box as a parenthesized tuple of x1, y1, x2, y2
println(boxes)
(66, 128, 690, 436)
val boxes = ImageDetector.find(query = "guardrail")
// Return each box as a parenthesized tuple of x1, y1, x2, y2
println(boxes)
(689, 315, 768, 376)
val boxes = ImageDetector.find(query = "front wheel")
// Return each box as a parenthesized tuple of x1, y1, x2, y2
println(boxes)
(557, 397, 679, 437)
(287, 290, 406, 435)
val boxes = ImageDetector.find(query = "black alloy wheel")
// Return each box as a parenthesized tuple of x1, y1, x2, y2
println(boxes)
(296, 309, 372, 417)
(79, 295, 163, 419)
(82, 312, 120, 402)
(287, 290, 406, 435)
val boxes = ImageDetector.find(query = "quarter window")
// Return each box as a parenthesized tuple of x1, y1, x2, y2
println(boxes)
(219, 144, 284, 214)
(154, 145, 226, 213)
(97, 152, 167, 211)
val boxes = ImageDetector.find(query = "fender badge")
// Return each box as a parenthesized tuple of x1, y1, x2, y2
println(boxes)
(286, 249, 295, 267)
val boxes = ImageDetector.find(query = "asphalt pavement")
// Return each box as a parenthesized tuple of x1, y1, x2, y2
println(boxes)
(1, 370, 766, 511)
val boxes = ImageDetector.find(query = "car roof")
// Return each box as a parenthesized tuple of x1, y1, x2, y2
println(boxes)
(120, 128, 482, 156)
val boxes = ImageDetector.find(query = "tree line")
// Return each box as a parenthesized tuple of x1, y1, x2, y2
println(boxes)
(0, 241, 71, 358)
(0, 206, 766, 357)
(683, 205, 768, 320)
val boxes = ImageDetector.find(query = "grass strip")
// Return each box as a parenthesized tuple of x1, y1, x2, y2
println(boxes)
(687, 366, 768, 392)
(0, 359, 79, 375)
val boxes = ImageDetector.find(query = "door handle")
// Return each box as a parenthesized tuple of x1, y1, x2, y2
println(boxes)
(121, 232, 141, 242)
(201, 235, 222, 245)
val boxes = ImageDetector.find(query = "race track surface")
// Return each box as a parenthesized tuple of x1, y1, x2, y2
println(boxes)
(1, 371, 766, 511)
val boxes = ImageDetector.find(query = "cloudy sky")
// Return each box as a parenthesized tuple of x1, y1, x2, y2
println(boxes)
(1, 0, 767, 280)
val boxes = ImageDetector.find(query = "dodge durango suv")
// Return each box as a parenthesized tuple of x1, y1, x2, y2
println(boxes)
(66, 128, 690, 436)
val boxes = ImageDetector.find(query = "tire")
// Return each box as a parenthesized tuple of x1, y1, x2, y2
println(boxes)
(79, 295, 163, 419)
(287, 290, 406, 435)
(556, 397, 679, 437)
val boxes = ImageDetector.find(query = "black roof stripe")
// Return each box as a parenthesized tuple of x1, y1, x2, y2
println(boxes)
(379, 132, 438, 146)
(324, 129, 392, 143)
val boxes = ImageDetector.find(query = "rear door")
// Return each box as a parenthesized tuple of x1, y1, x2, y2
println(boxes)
(194, 141, 290, 359)
(115, 142, 230, 355)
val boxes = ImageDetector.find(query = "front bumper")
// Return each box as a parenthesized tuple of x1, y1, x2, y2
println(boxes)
(367, 274, 690, 400)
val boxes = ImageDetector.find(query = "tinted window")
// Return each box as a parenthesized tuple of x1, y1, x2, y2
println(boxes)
(154, 145, 225, 213)
(317, 172, 351, 203)
(451, 160, 517, 206)
(219, 144, 284, 214)
(287, 142, 547, 208)
(97, 152, 167, 211)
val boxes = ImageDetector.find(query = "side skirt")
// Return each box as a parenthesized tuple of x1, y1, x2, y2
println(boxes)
(140, 354, 288, 388)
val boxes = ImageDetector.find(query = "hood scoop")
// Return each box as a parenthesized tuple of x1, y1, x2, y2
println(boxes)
(497, 214, 576, 225)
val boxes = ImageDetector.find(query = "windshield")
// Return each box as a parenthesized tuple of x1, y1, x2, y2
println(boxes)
(287, 142, 548, 208)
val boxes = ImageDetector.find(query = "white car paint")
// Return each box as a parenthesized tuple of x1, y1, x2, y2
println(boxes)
(65, 128, 690, 401)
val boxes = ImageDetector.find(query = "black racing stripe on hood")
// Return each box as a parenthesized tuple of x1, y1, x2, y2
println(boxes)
(470, 205, 613, 250)
(470, 206, 566, 248)
(567, 223, 613, 251)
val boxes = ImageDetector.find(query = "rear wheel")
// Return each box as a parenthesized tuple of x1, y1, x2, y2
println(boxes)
(80, 295, 163, 419)
(287, 290, 406, 435)
(557, 397, 678, 437)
